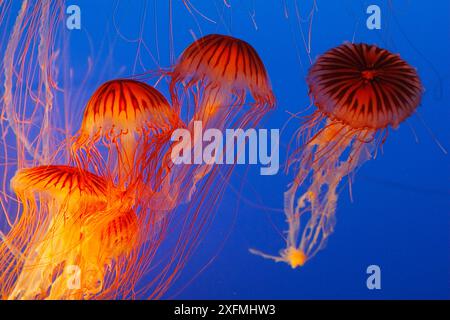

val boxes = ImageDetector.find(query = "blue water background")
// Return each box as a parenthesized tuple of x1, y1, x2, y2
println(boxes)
(9, 0, 450, 299)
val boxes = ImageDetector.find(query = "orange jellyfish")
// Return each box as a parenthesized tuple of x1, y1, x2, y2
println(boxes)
(0, 165, 143, 299)
(163, 34, 275, 204)
(170, 34, 275, 123)
(67, 79, 189, 297)
(72, 79, 183, 190)
(251, 43, 422, 267)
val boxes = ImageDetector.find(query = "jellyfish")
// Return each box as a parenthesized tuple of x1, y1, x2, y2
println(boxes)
(170, 34, 275, 123)
(72, 79, 183, 190)
(163, 34, 275, 203)
(251, 43, 422, 267)
(135, 35, 276, 298)
(0, 165, 141, 299)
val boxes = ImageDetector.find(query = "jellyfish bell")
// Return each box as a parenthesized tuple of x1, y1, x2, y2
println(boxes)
(307, 42, 422, 130)
(170, 34, 275, 123)
(77, 79, 180, 139)
(11, 165, 109, 205)
(5, 165, 110, 253)
(252, 43, 422, 267)
(172, 33, 274, 98)
(72, 79, 183, 187)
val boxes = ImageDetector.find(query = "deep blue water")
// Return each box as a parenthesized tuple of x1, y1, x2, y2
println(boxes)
(4, 0, 450, 299)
